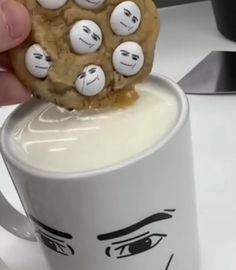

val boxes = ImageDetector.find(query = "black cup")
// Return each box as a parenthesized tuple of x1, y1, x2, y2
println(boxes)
(211, 0, 236, 41)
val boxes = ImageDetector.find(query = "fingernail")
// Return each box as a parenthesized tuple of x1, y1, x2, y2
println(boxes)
(1, 1, 24, 39)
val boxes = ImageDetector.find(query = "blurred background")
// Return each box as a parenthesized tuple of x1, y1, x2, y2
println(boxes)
(157, 0, 206, 7)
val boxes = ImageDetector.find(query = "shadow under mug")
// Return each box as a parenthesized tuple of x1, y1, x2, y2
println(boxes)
(0, 75, 200, 270)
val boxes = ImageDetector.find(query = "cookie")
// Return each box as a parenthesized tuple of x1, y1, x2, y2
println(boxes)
(10, 0, 160, 110)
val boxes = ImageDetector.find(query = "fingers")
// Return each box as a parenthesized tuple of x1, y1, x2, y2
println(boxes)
(0, 71, 31, 105)
(0, 54, 31, 105)
(0, 52, 13, 70)
(0, 0, 31, 105)
(0, 0, 31, 53)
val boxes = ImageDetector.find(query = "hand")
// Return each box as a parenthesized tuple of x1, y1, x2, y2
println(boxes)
(0, 0, 31, 106)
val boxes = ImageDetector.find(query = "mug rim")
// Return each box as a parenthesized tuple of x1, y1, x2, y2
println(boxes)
(0, 74, 189, 180)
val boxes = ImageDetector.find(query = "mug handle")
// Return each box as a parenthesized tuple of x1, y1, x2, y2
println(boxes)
(0, 128, 36, 241)
(0, 191, 36, 241)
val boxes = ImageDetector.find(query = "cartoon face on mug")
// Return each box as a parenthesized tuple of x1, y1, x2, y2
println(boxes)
(70, 20, 102, 54)
(75, 0, 105, 9)
(112, 41, 144, 76)
(75, 65, 106, 96)
(97, 210, 176, 268)
(110, 1, 141, 36)
(25, 44, 52, 79)
(36, 0, 68, 9)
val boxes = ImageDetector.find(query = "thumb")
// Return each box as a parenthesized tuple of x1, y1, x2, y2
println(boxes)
(0, 0, 31, 53)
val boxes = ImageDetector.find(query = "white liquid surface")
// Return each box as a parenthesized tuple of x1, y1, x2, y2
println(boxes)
(11, 82, 179, 172)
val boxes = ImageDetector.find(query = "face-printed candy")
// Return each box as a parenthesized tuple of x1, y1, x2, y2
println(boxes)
(75, 65, 106, 96)
(25, 44, 52, 79)
(110, 1, 141, 36)
(112, 41, 144, 76)
(75, 0, 105, 9)
(70, 20, 102, 54)
(37, 0, 68, 9)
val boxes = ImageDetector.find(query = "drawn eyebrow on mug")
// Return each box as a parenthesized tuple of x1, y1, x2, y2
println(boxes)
(97, 212, 173, 241)
(29, 215, 72, 239)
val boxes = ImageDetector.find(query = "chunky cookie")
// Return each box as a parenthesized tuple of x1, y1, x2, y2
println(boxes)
(10, 0, 160, 110)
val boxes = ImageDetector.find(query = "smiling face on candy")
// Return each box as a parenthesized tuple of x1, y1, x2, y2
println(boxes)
(70, 20, 102, 54)
(75, 0, 105, 9)
(112, 41, 144, 76)
(110, 1, 141, 36)
(75, 65, 106, 96)
(25, 44, 52, 79)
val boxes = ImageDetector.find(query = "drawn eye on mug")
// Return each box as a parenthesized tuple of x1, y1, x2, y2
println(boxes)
(105, 232, 167, 258)
(36, 230, 75, 256)
(29, 215, 75, 256)
(97, 210, 175, 259)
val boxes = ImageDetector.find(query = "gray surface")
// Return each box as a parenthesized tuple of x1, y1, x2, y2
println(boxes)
(0, 258, 10, 270)
(157, 0, 206, 8)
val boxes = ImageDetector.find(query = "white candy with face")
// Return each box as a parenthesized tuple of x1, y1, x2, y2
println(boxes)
(25, 44, 52, 79)
(75, 65, 106, 96)
(75, 0, 105, 9)
(112, 41, 144, 76)
(37, 0, 68, 9)
(70, 20, 102, 54)
(110, 1, 141, 36)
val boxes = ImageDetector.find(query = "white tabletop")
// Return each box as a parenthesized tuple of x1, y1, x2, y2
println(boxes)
(1, 1, 236, 269)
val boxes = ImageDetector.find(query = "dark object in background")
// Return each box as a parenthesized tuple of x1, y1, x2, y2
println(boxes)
(211, 0, 236, 41)
(179, 51, 236, 94)
(156, 0, 206, 8)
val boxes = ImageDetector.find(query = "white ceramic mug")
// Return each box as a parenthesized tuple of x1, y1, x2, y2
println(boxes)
(0, 75, 199, 270)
